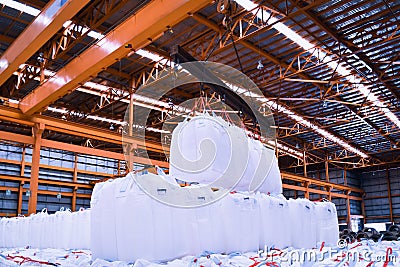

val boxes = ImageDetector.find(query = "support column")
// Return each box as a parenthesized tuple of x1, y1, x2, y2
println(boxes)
(361, 193, 366, 224)
(303, 146, 307, 177)
(386, 166, 393, 223)
(304, 181, 310, 199)
(28, 123, 44, 215)
(20, 146, 26, 177)
(73, 153, 78, 183)
(127, 80, 135, 172)
(72, 186, 77, 212)
(17, 146, 26, 215)
(346, 190, 351, 228)
(325, 185, 332, 201)
(17, 182, 24, 215)
(343, 166, 347, 186)
(72, 154, 78, 211)
(117, 160, 121, 176)
(325, 156, 330, 182)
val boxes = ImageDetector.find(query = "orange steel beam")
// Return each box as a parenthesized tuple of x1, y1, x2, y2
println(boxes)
(281, 171, 364, 193)
(0, 0, 90, 87)
(28, 123, 45, 214)
(0, 130, 169, 168)
(19, 0, 212, 115)
(0, 105, 167, 153)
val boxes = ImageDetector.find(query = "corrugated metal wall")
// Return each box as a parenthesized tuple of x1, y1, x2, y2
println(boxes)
(362, 167, 400, 223)
(0, 142, 122, 215)
(282, 168, 363, 224)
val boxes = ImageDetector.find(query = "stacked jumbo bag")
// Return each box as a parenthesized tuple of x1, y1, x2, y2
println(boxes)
(90, 172, 340, 262)
(90, 114, 339, 262)
(0, 208, 90, 249)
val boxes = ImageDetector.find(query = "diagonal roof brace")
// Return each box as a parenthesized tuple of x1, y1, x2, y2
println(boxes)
(0, 0, 91, 87)
(19, 0, 213, 115)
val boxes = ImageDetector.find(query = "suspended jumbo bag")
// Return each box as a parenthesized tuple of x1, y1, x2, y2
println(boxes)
(288, 198, 317, 249)
(233, 138, 262, 192)
(169, 114, 230, 184)
(315, 201, 339, 246)
(221, 192, 260, 253)
(259, 194, 291, 249)
(170, 115, 249, 189)
(250, 144, 282, 195)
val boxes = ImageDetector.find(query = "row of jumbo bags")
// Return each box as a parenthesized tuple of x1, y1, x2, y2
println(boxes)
(91, 173, 339, 263)
(0, 208, 90, 249)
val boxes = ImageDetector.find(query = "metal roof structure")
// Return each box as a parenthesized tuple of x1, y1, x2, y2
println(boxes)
(0, 0, 399, 173)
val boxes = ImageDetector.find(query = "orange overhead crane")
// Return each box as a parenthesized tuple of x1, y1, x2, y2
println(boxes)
(19, 0, 213, 115)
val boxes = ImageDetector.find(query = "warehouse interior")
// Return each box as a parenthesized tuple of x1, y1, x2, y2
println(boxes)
(0, 0, 399, 264)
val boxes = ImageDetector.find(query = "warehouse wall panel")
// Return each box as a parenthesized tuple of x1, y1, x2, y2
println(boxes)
(362, 167, 400, 224)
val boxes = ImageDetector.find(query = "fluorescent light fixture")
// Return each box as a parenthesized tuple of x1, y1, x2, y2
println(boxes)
(230, 83, 368, 158)
(234, 0, 400, 129)
(0, 59, 9, 69)
(47, 106, 173, 134)
(0, 0, 40, 16)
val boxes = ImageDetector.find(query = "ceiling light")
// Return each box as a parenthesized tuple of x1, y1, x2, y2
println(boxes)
(109, 124, 115, 130)
(228, 82, 368, 158)
(234, 0, 400, 129)
(257, 60, 264, 70)
(0, 0, 40, 16)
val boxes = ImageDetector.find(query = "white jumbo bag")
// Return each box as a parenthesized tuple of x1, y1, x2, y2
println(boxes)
(114, 174, 154, 262)
(79, 209, 91, 249)
(260, 194, 290, 249)
(29, 212, 43, 248)
(169, 114, 232, 185)
(16, 216, 29, 248)
(315, 201, 339, 246)
(233, 138, 262, 192)
(46, 213, 57, 248)
(186, 186, 226, 255)
(70, 208, 91, 249)
(90, 181, 107, 260)
(221, 192, 260, 253)
(0, 218, 5, 247)
(288, 198, 317, 249)
(97, 179, 118, 260)
(4, 218, 16, 248)
(54, 208, 74, 249)
(38, 209, 50, 249)
(251, 145, 282, 195)
(170, 115, 250, 190)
